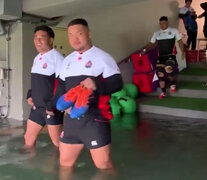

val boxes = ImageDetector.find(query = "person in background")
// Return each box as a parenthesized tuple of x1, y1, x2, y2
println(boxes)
(24, 25, 64, 149)
(179, 0, 198, 50)
(52, 18, 123, 176)
(198, 2, 207, 38)
(143, 16, 184, 99)
(198, 2, 207, 86)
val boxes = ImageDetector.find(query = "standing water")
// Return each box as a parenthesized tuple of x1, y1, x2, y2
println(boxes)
(1, 113, 207, 180)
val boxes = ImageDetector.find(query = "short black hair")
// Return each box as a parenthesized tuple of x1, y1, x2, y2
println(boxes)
(67, 18, 89, 28)
(34, 25, 55, 38)
(159, 16, 168, 22)
(185, 0, 192, 3)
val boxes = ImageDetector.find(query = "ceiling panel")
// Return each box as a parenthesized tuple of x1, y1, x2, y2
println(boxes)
(22, 0, 141, 18)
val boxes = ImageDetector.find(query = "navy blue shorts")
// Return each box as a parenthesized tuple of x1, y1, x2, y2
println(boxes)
(157, 55, 177, 67)
(29, 107, 63, 126)
(60, 109, 111, 149)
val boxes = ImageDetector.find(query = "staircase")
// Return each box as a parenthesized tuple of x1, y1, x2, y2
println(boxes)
(138, 62, 207, 120)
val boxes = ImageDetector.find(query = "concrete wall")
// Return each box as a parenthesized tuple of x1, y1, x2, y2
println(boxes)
(0, 22, 36, 120)
(0, 23, 24, 120)
(0, 34, 7, 108)
(22, 23, 36, 120)
(9, 23, 23, 120)
(59, 0, 180, 62)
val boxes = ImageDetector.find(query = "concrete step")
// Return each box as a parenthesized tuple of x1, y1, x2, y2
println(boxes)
(148, 88, 207, 99)
(139, 104, 207, 120)
(136, 63, 207, 119)
(138, 89, 207, 119)
(177, 75, 207, 82)
(178, 64, 207, 82)
(187, 62, 207, 69)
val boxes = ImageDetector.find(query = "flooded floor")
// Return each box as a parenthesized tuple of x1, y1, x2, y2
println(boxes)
(0, 113, 207, 180)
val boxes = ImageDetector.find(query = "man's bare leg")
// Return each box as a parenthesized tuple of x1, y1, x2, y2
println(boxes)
(90, 144, 114, 170)
(59, 142, 84, 167)
(24, 119, 43, 148)
(48, 124, 62, 147)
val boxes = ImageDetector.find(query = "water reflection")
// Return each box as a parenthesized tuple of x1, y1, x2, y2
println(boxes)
(110, 112, 138, 130)
(1, 115, 207, 180)
(59, 166, 118, 180)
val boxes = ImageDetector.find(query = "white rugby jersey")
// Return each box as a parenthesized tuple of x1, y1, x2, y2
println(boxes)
(32, 48, 63, 77)
(150, 27, 182, 43)
(150, 27, 182, 56)
(179, 6, 194, 15)
(30, 48, 64, 108)
(59, 46, 120, 81)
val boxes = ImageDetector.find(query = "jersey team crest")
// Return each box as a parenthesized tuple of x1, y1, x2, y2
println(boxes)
(42, 63, 48, 69)
(85, 60, 92, 68)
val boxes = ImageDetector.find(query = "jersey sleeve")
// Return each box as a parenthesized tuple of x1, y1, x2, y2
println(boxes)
(174, 29, 182, 41)
(102, 54, 121, 78)
(94, 55, 123, 95)
(59, 58, 68, 81)
(46, 77, 66, 111)
(55, 54, 64, 78)
(150, 32, 157, 44)
(95, 74, 123, 95)
(179, 7, 188, 15)
(26, 89, 32, 99)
